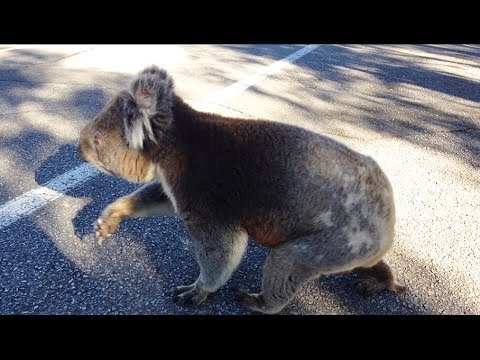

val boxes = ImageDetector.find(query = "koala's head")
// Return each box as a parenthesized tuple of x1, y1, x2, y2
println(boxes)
(78, 65, 174, 183)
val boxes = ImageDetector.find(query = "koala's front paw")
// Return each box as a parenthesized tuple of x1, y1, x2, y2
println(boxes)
(172, 284, 209, 307)
(94, 211, 123, 245)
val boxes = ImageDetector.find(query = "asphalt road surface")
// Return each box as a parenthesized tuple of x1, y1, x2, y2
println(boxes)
(0, 45, 479, 315)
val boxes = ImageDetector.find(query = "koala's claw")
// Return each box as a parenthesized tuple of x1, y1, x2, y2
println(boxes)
(94, 215, 120, 244)
(235, 289, 272, 313)
(171, 284, 195, 296)
(173, 285, 209, 307)
(236, 289, 262, 307)
(95, 231, 104, 245)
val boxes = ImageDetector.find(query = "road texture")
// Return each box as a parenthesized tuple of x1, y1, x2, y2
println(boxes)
(0, 45, 479, 315)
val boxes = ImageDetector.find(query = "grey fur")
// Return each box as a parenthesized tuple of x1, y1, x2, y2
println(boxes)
(77, 66, 405, 314)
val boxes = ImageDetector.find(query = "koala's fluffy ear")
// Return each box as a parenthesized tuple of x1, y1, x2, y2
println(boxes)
(124, 65, 174, 150)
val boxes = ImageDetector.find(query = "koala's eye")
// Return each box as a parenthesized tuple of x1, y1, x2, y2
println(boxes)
(93, 134, 100, 145)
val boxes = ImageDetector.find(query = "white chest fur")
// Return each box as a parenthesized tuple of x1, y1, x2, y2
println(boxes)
(157, 166, 178, 214)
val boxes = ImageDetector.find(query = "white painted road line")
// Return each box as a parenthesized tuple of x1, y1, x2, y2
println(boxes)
(0, 46, 21, 53)
(195, 44, 320, 112)
(0, 44, 319, 230)
(0, 164, 99, 228)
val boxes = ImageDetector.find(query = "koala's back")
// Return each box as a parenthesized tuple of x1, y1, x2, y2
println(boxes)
(173, 111, 394, 251)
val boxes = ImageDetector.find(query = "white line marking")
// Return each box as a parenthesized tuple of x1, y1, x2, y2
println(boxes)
(194, 44, 319, 112)
(0, 46, 21, 53)
(0, 44, 319, 229)
(0, 164, 99, 228)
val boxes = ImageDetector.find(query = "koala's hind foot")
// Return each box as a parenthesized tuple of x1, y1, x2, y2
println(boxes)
(172, 283, 209, 307)
(236, 289, 277, 314)
(354, 259, 406, 296)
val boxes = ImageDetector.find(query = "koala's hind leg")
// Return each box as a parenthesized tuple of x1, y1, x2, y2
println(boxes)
(173, 226, 248, 307)
(237, 231, 396, 314)
(354, 259, 406, 295)
(95, 182, 174, 243)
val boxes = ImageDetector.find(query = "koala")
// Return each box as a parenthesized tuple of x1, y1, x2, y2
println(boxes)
(78, 65, 405, 314)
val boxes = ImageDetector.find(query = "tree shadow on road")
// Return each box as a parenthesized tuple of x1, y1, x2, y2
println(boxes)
(219, 44, 480, 170)
(0, 49, 131, 204)
(3, 45, 479, 314)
